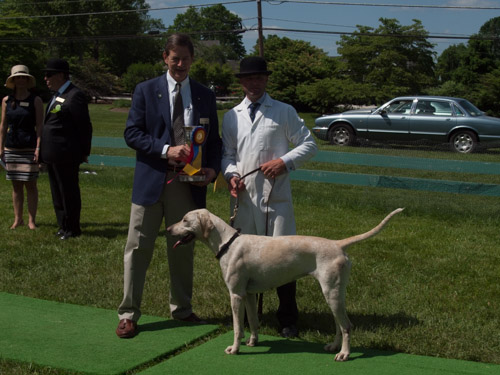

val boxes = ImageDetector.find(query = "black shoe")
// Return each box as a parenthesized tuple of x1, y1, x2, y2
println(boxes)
(55, 229, 65, 236)
(281, 325, 298, 338)
(60, 231, 81, 240)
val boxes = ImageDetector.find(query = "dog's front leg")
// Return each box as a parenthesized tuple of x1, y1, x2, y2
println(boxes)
(244, 293, 259, 347)
(226, 293, 245, 354)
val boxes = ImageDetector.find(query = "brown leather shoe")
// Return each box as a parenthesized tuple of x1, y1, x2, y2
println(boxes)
(178, 313, 207, 324)
(116, 318, 137, 338)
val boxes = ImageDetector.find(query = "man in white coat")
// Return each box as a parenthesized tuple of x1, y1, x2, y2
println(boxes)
(221, 56, 317, 338)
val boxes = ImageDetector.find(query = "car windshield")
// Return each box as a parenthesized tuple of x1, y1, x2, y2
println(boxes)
(382, 100, 413, 114)
(457, 99, 483, 117)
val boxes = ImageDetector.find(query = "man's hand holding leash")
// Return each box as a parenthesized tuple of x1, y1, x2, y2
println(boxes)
(229, 175, 246, 198)
(228, 157, 285, 198)
(260, 158, 286, 179)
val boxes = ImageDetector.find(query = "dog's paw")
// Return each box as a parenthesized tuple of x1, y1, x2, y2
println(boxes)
(246, 335, 258, 347)
(225, 346, 239, 355)
(334, 351, 350, 362)
(323, 342, 339, 353)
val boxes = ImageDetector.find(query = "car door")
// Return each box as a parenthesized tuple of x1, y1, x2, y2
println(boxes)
(409, 99, 456, 142)
(366, 99, 413, 141)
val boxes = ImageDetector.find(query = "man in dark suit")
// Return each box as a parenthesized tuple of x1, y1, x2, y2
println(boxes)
(116, 33, 222, 338)
(41, 58, 92, 240)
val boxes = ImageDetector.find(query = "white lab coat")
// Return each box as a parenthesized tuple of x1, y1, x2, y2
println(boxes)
(222, 93, 317, 236)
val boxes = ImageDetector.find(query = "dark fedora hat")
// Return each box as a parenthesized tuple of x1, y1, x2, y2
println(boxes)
(235, 56, 272, 78)
(43, 58, 70, 74)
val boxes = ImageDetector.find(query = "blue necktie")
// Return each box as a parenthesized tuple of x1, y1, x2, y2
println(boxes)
(249, 102, 260, 122)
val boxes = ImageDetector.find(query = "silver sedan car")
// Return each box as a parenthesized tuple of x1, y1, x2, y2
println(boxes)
(312, 96, 500, 153)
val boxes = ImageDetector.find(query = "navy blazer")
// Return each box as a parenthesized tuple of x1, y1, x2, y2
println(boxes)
(41, 83, 92, 164)
(124, 75, 222, 207)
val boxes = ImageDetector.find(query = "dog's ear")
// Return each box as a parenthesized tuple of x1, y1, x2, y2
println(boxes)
(198, 210, 214, 239)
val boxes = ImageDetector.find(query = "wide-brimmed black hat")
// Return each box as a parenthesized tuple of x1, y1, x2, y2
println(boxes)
(235, 56, 272, 78)
(43, 58, 70, 74)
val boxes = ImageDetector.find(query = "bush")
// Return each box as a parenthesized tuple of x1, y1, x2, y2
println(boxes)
(216, 100, 239, 110)
(121, 63, 164, 92)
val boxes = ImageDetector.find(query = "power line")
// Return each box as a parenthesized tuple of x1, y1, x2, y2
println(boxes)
(1, 26, 498, 45)
(2, 0, 498, 20)
(265, 17, 357, 30)
(255, 26, 500, 41)
(262, 16, 473, 38)
(0, 0, 254, 20)
(1, 1, 498, 47)
(272, 0, 500, 10)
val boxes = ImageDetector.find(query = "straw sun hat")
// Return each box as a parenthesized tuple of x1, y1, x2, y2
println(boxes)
(5, 65, 36, 89)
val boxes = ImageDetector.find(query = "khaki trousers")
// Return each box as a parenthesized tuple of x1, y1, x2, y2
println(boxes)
(118, 173, 197, 322)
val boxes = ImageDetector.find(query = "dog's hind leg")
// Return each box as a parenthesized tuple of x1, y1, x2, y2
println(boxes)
(226, 292, 245, 354)
(318, 260, 352, 361)
(244, 293, 259, 347)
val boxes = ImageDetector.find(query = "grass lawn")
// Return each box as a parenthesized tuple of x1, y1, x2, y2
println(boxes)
(1, 104, 499, 373)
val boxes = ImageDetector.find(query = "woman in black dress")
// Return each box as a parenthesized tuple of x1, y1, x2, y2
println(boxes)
(0, 65, 44, 229)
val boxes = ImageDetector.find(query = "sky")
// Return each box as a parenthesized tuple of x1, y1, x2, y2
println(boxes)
(145, 0, 500, 57)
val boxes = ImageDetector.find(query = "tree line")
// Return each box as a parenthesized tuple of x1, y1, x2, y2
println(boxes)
(1, 1, 500, 115)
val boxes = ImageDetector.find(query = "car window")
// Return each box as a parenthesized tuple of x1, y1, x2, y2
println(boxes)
(415, 100, 452, 116)
(453, 105, 465, 117)
(415, 100, 435, 115)
(384, 100, 413, 114)
(457, 99, 483, 117)
(431, 101, 452, 116)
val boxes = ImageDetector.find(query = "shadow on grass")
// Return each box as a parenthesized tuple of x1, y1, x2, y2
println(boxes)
(236, 337, 399, 361)
(256, 310, 419, 335)
(32, 222, 129, 238)
(80, 222, 129, 238)
(138, 319, 204, 332)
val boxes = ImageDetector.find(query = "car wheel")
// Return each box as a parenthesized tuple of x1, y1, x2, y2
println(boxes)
(450, 130, 477, 153)
(328, 124, 355, 146)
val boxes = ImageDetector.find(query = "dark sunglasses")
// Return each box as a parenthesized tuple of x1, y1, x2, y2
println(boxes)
(44, 71, 58, 78)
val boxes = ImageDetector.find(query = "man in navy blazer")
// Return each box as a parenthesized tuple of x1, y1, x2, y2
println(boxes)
(41, 58, 92, 240)
(116, 33, 222, 338)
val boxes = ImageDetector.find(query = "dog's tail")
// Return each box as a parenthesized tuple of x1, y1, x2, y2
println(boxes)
(337, 208, 404, 249)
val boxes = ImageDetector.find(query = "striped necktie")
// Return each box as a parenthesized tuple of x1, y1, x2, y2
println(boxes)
(249, 102, 260, 122)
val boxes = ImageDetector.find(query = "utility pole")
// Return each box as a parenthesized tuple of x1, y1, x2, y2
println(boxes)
(257, 0, 264, 56)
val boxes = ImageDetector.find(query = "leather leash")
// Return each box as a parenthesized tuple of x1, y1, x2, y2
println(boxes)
(229, 166, 261, 227)
(229, 166, 276, 317)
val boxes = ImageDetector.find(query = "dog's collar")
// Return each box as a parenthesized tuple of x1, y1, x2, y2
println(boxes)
(215, 229, 240, 260)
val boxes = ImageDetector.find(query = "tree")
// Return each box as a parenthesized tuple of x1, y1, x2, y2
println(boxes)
(337, 18, 436, 99)
(251, 35, 334, 110)
(436, 16, 500, 115)
(71, 58, 123, 100)
(0, 0, 164, 77)
(122, 63, 165, 93)
(189, 59, 234, 96)
(168, 5, 245, 60)
(0, 2, 46, 98)
(297, 77, 374, 114)
(477, 68, 500, 115)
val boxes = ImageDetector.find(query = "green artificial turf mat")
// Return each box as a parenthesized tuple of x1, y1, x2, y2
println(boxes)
(139, 331, 500, 375)
(0, 292, 218, 374)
